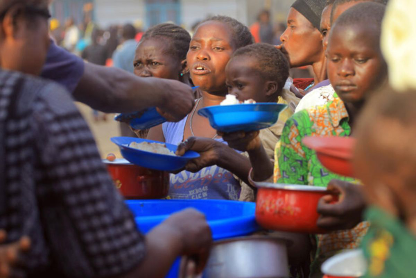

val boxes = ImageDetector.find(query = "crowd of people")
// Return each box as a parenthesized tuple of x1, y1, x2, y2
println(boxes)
(0, 0, 415, 277)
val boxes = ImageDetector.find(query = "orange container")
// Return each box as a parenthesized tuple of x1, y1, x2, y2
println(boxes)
(255, 183, 338, 234)
(104, 159, 169, 199)
(302, 136, 356, 178)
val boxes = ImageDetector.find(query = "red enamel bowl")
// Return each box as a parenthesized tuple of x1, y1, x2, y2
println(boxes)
(302, 136, 356, 178)
(104, 159, 169, 199)
(255, 183, 338, 234)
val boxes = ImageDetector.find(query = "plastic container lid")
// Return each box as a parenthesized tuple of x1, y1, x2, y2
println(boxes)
(126, 199, 260, 240)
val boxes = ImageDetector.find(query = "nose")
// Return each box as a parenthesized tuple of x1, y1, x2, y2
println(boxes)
(280, 28, 289, 43)
(338, 59, 354, 77)
(139, 68, 152, 78)
(196, 49, 210, 61)
(323, 36, 329, 50)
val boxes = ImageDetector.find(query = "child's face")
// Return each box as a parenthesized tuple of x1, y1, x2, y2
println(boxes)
(187, 21, 235, 95)
(327, 24, 386, 104)
(225, 56, 272, 103)
(280, 8, 323, 67)
(134, 38, 182, 80)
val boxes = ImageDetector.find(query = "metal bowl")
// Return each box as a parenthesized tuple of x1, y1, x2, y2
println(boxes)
(203, 236, 291, 278)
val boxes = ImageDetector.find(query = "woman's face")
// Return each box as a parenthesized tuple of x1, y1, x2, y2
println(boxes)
(320, 4, 333, 51)
(187, 21, 235, 95)
(327, 24, 387, 105)
(279, 8, 323, 67)
(134, 37, 182, 80)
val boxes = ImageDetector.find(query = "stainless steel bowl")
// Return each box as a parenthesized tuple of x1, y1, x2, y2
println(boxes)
(203, 236, 290, 278)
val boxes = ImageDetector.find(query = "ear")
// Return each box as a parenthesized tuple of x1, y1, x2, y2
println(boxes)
(180, 59, 188, 74)
(1, 4, 25, 40)
(264, 81, 279, 97)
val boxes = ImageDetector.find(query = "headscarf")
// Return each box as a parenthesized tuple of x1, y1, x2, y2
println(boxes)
(291, 0, 327, 29)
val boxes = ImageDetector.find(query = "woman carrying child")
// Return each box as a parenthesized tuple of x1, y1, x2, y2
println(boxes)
(223, 3, 388, 276)
(147, 16, 254, 200)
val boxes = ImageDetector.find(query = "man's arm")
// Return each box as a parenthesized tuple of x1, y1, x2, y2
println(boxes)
(73, 62, 195, 121)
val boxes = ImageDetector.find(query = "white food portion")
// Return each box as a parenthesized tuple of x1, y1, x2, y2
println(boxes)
(129, 141, 176, 156)
(220, 94, 256, 105)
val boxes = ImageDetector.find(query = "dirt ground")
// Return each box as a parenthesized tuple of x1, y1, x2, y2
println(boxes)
(76, 102, 123, 159)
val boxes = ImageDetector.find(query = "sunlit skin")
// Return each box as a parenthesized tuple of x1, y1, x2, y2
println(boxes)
(187, 21, 235, 96)
(134, 38, 184, 80)
(183, 21, 238, 140)
(225, 56, 277, 103)
(279, 8, 326, 84)
(327, 23, 387, 126)
(320, 4, 333, 51)
(331, 2, 360, 24)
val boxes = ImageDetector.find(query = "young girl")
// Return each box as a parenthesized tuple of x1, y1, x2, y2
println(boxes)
(147, 16, 254, 200)
(223, 2, 387, 276)
(131, 23, 197, 138)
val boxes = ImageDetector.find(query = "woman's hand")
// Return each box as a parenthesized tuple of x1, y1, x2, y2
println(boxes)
(317, 180, 367, 231)
(176, 137, 224, 173)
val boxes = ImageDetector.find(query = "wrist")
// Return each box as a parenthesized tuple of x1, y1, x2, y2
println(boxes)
(152, 222, 184, 255)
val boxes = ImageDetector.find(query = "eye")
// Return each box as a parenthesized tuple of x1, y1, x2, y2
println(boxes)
(133, 61, 142, 68)
(189, 45, 199, 50)
(237, 83, 244, 89)
(213, 47, 224, 51)
(151, 62, 161, 66)
(355, 58, 369, 64)
(329, 56, 341, 63)
(321, 29, 327, 37)
(289, 25, 296, 30)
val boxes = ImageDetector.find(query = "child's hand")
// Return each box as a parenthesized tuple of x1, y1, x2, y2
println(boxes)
(220, 131, 261, 153)
(175, 137, 224, 173)
(163, 209, 212, 274)
(0, 230, 31, 278)
(316, 180, 367, 231)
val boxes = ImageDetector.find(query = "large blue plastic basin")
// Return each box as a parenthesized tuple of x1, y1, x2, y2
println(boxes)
(126, 199, 260, 278)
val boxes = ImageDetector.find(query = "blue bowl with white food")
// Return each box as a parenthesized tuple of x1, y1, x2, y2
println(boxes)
(198, 96, 287, 133)
(111, 137, 200, 172)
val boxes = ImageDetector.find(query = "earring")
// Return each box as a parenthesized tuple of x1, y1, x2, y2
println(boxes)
(180, 73, 184, 77)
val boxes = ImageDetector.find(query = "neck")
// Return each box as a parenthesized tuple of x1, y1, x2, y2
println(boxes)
(200, 91, 226, 108)
(345, 101, 365, 131)
(311, 52, 327, 85)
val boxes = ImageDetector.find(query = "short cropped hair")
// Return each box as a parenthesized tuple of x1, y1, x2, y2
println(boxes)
(331, 0, 387, 23)
(331, 2, 386, 42)
(199, 15, 254, 50)
(140, 23, 191, 62)
(355, 87, 416, 191)
(231, 43, 290, 96)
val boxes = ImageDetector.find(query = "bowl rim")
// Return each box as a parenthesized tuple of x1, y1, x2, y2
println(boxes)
(102, 158, 133, 165)
(255, 182, 329, 192)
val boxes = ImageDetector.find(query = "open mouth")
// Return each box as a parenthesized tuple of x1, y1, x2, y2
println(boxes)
(192, 63, 211, 75)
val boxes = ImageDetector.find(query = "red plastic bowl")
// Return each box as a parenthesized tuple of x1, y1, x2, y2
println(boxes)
(255, 183, 338, 234)
(302, 136, 356, 178)
(104, 159, 169, 199)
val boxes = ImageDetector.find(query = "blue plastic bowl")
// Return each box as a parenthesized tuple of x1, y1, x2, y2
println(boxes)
(198, 103, 287, 132)
(126, 199, 260, 278)
(115, 107, 166, 130)
(111, 137, 200, 172)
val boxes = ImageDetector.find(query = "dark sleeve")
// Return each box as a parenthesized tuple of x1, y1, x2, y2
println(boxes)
(41, 40, 85, 94)
(33, 83, 145, 278)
